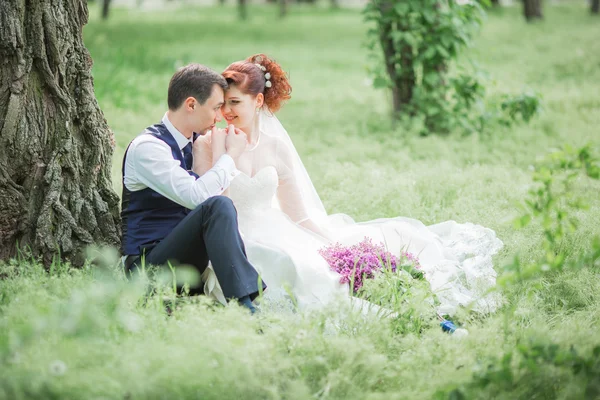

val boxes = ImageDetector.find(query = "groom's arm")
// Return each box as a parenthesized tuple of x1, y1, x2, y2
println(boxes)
(125, 136, 237, 209)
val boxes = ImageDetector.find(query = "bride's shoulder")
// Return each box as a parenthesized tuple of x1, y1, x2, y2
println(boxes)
(260, 131, 288, 147)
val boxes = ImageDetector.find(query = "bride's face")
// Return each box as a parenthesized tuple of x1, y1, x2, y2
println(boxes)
(222, 85, 263, 132)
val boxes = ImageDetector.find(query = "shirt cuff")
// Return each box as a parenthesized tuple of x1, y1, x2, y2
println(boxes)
(215, 154, 241, 180)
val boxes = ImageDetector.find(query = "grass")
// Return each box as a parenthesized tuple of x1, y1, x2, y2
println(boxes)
(1, 2, 600, 399)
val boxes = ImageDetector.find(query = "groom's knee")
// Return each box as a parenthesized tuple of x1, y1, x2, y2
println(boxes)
(198, 195, 236, 217)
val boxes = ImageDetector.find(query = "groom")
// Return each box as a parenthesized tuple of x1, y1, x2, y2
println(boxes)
(121, 63, 265, 312)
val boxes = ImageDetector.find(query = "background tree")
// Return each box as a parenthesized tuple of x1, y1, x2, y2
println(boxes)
(592, 0, 599, 15)
(102, 0, 112, 19)
(364, 0, 487, 133)
(0, 0, 121, 264)
(279, 0, 288, 18)
(365, 1, 414, 118)
(238, 0, 248, 20)
(523, 0, 543, 21)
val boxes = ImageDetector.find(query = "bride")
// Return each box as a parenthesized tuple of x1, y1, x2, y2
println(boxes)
(193, 54, 503, 315)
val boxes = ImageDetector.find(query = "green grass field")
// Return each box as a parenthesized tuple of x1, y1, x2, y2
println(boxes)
(1, 3, 599, 399)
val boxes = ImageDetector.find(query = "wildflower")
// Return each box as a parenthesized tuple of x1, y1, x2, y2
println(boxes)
(319, 237, 421, 293)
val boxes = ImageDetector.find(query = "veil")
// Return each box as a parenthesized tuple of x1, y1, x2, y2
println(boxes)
(258, 110, 330, 225)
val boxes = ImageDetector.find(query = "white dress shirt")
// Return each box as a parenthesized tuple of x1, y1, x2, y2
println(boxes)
(123, 114, 237, 210)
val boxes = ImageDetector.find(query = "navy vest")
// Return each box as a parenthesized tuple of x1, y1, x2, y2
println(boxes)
(121, 123, 199, 255)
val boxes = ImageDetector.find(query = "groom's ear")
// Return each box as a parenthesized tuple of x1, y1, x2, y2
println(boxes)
(184, 97, 197, 111)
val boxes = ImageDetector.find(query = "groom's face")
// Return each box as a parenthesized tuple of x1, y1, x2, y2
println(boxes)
(193, 84, 224, 135)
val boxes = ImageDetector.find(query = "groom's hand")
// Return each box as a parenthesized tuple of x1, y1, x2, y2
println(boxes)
(225, 124, 247, 160)
(211, 127, 227, 156)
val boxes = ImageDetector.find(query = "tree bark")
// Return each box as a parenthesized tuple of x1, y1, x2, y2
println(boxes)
(0, 0, 121, 265)
(592, 0, 599, 15)
(491, 0, 500, 6)
(279, 0, 288, 18)
(378, 4, 415, 120)
(102, 0, 112, 20)
(523, 0, 543, 21)
(238, 0, 248, 20)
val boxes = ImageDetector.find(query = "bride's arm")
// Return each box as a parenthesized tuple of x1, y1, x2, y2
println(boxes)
(299, 218, 333, 242)
(275, 140, 333, 242)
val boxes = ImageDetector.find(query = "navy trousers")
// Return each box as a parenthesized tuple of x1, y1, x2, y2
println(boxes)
(126, 196, 265, 301)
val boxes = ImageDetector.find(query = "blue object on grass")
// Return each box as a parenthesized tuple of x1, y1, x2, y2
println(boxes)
(440, 320, 457, 333)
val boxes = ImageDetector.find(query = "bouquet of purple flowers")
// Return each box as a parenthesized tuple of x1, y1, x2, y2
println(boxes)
(318, 237, 422, 293)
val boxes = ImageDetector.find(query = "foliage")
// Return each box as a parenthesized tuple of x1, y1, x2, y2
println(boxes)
(499, 92, 542, 125)
(502, 144, 600, 287)
(439, 145, 600, 399)
(358, 266, 436, 335)
(364, 0, 489, 134)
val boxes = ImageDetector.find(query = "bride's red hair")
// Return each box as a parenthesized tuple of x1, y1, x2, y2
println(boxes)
(222, 54, 292, 113)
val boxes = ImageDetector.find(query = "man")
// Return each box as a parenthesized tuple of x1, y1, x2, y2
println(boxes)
(121, 64, 264, 312)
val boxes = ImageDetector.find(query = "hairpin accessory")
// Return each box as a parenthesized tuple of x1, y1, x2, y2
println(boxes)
(255, 63, 271, 88)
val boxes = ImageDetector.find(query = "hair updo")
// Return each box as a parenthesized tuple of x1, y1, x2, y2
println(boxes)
(221, 54, 292, 113)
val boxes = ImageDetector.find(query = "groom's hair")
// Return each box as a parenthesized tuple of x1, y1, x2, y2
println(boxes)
(168, 64, 227, 110)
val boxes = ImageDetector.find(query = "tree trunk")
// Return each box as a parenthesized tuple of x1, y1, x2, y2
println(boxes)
(238, 0, 248, 20)
(380, 22, 415, 120)
(0, 0, 121, 265)
(523, 0, 542, 21)
(102, 0, 112, 19)
(592, 0, 599, 15)
(377, 2, 414, 120)
(491, 0, 500, 6)
(279, 0, 288, 18)
(423, 0, 448, 132)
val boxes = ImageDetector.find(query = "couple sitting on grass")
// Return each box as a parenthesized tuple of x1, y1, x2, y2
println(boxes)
(121, 54, 503, 316)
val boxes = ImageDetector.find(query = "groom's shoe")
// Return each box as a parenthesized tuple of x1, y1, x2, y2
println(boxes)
(238, 295, 257, 314)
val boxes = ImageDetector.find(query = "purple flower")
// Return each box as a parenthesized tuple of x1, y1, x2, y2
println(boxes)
(318, 237, 421, 293)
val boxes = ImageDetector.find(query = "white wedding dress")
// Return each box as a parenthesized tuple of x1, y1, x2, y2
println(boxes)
(196, 112, 503, 315)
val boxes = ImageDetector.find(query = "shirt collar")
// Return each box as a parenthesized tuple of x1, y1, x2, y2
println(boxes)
(162, 113, 192, 150)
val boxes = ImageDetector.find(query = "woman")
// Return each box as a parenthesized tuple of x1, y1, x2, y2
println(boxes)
(194, 54, 503, 315)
